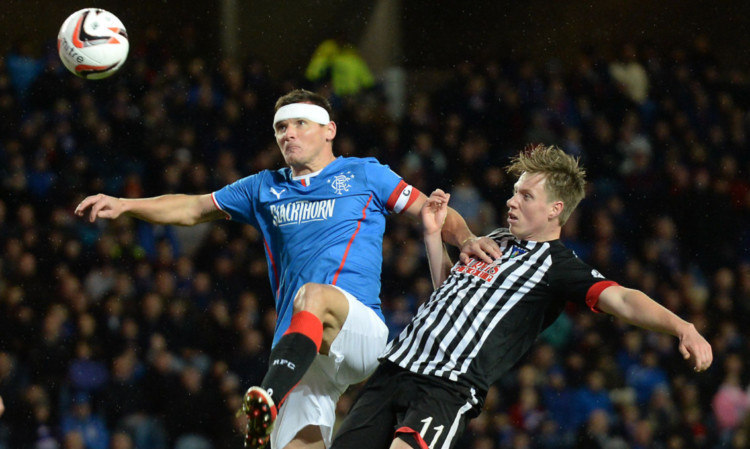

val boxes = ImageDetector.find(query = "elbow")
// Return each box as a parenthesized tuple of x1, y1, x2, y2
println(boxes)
(178, 214, 203, 226)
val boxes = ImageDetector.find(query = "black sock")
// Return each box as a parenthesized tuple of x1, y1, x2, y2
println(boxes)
(261, 311, 323, 406)
(261, 333, 318, 406)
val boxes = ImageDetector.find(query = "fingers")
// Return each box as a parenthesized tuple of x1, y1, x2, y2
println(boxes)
(89, 198, 109, 222)
(75, 194, 114, 223)
(74, 195, 99, 216)
(695, 345, 713, 372)
(679, 343, 691, 360)
(681, 341, 713, 372)
(460, 241, 494, 264)
(474, 249, 494, 264)
(475, 238, 504, 262)
(478, 237, 503, 260)
(427, 191, 450, 206)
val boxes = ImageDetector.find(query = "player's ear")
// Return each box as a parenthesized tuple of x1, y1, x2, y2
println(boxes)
(549, 201, 564, 220)
(325, 121, 336, 142)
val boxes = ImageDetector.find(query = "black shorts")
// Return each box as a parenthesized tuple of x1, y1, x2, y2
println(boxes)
(331, 362, 481, 449)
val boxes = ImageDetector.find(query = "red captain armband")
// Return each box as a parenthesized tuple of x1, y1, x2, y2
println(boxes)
(586, 280, 619, 313)
(386, 180, 421, 214)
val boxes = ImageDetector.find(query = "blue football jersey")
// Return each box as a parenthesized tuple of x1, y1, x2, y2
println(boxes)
(212, 157, 420, 346)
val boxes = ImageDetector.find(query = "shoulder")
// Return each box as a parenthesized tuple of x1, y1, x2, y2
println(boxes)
(338, 157, 402, 186)
(547, 240, 582, 261)
(338, 156, 386, 169)
(221, 169, 282, 193)
(235, 168, 278, 181)
(547, 240, 605, 278)
(249, 168, 287, 184)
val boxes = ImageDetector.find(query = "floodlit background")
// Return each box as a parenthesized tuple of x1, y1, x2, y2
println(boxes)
(1, 1, 750, 449)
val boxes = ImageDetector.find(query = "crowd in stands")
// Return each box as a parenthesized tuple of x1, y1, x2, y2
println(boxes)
(1, 28, 750, 449)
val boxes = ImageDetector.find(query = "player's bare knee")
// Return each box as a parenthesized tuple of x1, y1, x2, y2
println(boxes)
(292, 283, 327, 315)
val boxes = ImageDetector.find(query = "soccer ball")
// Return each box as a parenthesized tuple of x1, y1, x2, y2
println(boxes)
(57, 8, 129, 80)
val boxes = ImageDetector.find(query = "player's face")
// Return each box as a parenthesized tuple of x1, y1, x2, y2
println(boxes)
(506, 172, 561, 241)
(274, 114, 334, 171)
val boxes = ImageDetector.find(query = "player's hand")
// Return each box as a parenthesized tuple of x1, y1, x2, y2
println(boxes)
(459, 236, 502, 265)
(678, 324, 713, 372)
(0, 395, 5, 417)
(421, 189, 450, 236)
(75, 194, 124, 222)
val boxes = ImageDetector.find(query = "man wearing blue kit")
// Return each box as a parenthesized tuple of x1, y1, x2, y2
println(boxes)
(76, 89, 500, 449)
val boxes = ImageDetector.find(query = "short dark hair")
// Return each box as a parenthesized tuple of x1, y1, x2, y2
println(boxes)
(274, 89, 334, 120)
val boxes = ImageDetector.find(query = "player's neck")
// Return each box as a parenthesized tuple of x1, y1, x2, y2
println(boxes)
(514, 226, 561, 242)
(290, 153, 337, 177)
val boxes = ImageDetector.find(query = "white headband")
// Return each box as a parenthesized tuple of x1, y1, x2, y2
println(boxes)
(273, 103, 330, 128)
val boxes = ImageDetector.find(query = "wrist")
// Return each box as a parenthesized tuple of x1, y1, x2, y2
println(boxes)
(423, 226, 443, 238)
(459, 235, 477, 247)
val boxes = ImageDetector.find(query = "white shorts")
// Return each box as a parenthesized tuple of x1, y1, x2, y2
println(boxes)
(270, 287, 388, 449)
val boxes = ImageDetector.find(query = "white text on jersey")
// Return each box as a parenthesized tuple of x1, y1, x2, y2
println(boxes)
(270, 199, 336, 226)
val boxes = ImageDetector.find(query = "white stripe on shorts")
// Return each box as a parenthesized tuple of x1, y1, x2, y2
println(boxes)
(440, 400, 474, 449)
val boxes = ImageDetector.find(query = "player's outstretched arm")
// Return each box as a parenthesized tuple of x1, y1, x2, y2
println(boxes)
(75, 193, 225, 226)
(405, 192, 502, 264)
(422, 190, 452, 288)
(596, 285, 713, 372)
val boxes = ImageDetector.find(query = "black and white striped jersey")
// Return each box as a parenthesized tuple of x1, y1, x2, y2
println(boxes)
(382, 228, 617, 394)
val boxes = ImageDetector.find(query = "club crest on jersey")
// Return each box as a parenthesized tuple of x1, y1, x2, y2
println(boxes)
(508, 245, 528, 258)
(328, 172, 353, 195)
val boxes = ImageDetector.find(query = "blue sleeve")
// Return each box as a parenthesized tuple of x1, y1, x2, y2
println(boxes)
(212, 173, 262, 227)
(362, 159, 412, 212)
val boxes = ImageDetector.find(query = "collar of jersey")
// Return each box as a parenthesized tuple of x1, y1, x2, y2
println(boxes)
(291, 167, 323, 185)
(290, 157, 344, 185)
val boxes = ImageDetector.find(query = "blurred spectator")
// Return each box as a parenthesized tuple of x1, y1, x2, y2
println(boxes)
(609, 42, 649, 106)
(572, 370, 614, 431)
(305, 35, 375, 97)
(575, 409, 627, 449)
(402, 130, 447, 190)
(66, 340, 108, 396)
(109, 431, 135, 449)
(61, 430, 85, 449)
(625, 350, 669, 408)
(5, 41, 44, 100)
(712, 353, 750, 439)
(60, 393, 108, 449)
(540, 367, 576, 437)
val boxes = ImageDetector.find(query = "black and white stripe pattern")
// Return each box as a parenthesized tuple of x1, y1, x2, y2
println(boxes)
(383, 229, 556, 385)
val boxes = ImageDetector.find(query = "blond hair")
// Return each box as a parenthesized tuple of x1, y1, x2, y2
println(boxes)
(506, 144, 586, 225)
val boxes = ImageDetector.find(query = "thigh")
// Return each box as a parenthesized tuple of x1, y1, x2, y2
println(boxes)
(327, 287, 388, 386)
(330, 365, 400, 449)
(395, 383, 478, 449)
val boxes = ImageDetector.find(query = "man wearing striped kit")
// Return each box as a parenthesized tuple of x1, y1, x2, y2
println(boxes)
(331, 144, 713, 449)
